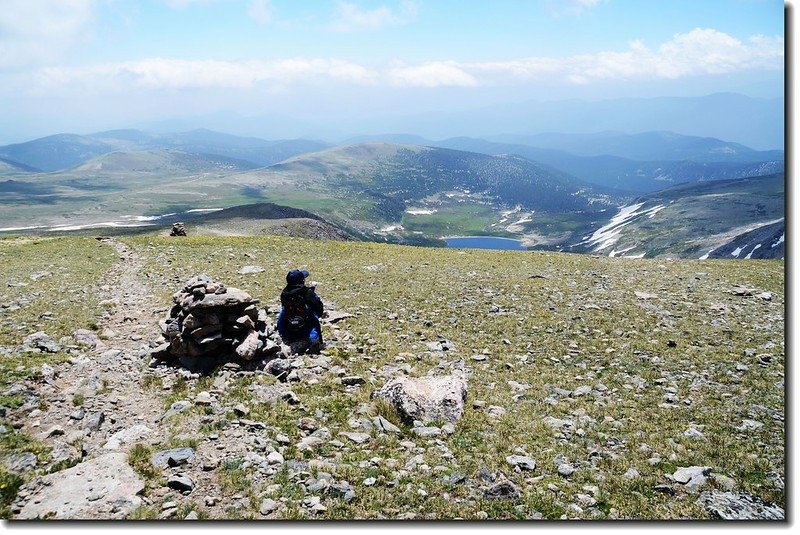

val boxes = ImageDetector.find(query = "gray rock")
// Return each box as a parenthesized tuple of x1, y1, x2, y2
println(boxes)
(184, 511, 199, 520)
(152, 447, 196, 468)
(297, 436, 323, 451)
(372, 415, 401, 434)
(486, 405, 507, 419)
(372, 372, 467, 424)
(339, 432, 371, 444)
(49, 441, 80, 464)
(18, 452, 144, 519)
(238, 265, 265, 274)
(341, 376, 366, 386)
(194, 391, 214, 405)
(446, 472, 467, 485)
(558, 463, 575, 477)
(167, 473, 194, 492)
(23, 331, 61, 353)
(160, 400, 192, 421)
(180, 287, 254, 312)
(673, 466, 711, 484)
(328, 482, 356, 503)
(684, 427, 706, 440)
(5, 452, 37, 474)
(713, 474, 738, 491)
(572, 385, 592, 397)
(483, 476, 520, 500)
(267, 358, 292, 380)
(103, 424, 151, 450)
(260, 498, 279, 515)
(411, 426, 441, 437)
(83, 411, 106, 432)
(73, 329, 101, 349)
(697, 491, 784, 520)
(624, 467, 641, 480)
(506, 455, 536, 471)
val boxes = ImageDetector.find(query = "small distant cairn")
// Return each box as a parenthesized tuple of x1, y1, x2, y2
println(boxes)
(151, 274, 279, 372)
(170, 222, 187, 237)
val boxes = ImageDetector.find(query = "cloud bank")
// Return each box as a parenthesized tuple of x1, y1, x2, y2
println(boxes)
(28, 27, 782, 93)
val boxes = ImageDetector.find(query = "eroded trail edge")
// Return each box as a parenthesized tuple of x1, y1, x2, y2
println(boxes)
(13, 238, 170, 519)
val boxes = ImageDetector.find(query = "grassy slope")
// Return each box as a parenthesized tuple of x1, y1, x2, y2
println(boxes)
(0, 235, 785, 519)
(0, 237, 117, 514)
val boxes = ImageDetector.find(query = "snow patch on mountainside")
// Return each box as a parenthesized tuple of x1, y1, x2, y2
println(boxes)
(579, 203, 665, 254)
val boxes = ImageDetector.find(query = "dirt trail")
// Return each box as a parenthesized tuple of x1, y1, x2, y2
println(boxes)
(12, 237, 174, 516)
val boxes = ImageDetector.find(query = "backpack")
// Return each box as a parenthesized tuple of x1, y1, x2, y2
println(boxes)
(282, 292, 309, 337)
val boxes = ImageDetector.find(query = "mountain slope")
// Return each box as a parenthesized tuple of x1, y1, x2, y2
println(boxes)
(0, 129, 330, 172)
(72, 149, 261, 174)
(435, 136, 784, 193)
(0, 156, 40, 174)
(0, 134, 118, 172)
(569, 173, 784, 259)
(488, 131, 784, 162)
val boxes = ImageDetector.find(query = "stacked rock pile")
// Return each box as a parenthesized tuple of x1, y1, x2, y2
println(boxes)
(170, 223, 187, 237)
(152, 274, 279, 372)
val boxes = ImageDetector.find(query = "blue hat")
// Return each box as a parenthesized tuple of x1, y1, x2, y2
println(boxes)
(286, 269, 309, 284)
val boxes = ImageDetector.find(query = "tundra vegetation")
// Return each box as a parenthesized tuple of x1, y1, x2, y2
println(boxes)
(0, 234, 784, 519)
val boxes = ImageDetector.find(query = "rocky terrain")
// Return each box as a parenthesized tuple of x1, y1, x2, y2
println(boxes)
(0, 234, 785, 520)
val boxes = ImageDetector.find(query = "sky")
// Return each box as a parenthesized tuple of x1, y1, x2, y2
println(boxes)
(0, 0, 787, 143)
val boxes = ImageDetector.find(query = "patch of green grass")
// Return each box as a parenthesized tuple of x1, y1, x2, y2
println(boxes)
(127, 444, 162, 483)
(0, 470, 24, 519)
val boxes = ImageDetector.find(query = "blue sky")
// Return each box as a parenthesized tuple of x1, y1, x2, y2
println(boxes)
(0, 0, 786, 142)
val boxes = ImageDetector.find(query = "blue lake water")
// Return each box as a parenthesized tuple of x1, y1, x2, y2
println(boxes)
(444, 236, 527, 250)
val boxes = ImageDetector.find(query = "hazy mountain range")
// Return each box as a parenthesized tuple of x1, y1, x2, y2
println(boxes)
(129, 93, 784, 151)
(0, 123, 784, 259)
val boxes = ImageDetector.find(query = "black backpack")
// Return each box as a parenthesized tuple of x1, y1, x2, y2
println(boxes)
(282, 292, 309, 336)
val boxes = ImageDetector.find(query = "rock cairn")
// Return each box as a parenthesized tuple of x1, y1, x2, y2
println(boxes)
(170, 222, 187, 236)
(152, 274, 278, 372)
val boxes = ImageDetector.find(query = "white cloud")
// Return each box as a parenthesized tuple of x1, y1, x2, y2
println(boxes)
(247, 0, 273, 25)
(35, 57, 378, 91)
(25, 28, 783, 92)
(0, 0, 95, 71)
(469, 28, 783, 83)
(388, 61, 478, 87)
(330, 0, 417, 32)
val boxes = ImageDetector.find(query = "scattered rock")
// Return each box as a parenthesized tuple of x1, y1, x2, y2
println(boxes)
(152, 448, 196, 469)
(323, 310, 354, 324)
(483, 475, 520, 500)
(73, 329, 102, 349)
(697, 491, 784, 520)
(103, 424, 151, 450)
(194, 391, 214, 405)
(558, 463, 575, 477)
(160, 401, 191, 421)
(22, 332, 61, 353)
(506, 455, 536, 471)
(486, 406, 507, 419)
(5, 452, 37, 474)
(372, 372, 467, 424)
(260, 498, 279, 515)
(340, 432, 371, 444)
(237, 265, 265, 274)
(372, 415, 401, 434)
(17, 453, 144, 519)
(341, 376, 366, 386)
(167, 473, 194, 492)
